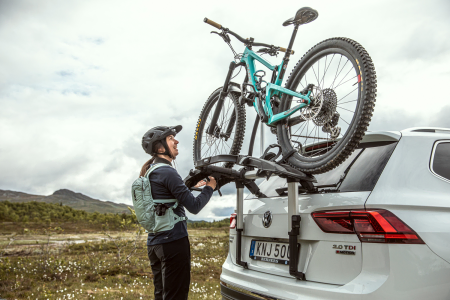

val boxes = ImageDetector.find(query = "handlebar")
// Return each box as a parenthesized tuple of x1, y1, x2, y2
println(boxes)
(204, 18, 222, 29)
(204, 18, 294, 54)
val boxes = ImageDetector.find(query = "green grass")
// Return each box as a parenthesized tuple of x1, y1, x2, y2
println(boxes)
(0, 227, 230, 299)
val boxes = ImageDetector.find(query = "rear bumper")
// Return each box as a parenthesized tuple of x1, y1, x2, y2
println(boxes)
(221, 243, 450, 300)
(221, 283, 267, 300)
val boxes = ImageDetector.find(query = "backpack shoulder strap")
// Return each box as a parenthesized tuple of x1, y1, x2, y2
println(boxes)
(145, 163, 178, 206)
(144, 163, 172, 178)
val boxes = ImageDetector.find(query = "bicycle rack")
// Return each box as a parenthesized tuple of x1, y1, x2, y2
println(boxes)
(184, 153, 316, 281)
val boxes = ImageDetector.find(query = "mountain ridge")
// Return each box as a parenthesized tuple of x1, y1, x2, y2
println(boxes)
(0, 189, 132, 214)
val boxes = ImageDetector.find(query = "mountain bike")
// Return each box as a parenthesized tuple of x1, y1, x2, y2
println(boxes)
(193, 7, 377, 174)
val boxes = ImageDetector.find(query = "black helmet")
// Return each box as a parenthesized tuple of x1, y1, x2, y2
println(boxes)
(142, 125, 182, 156)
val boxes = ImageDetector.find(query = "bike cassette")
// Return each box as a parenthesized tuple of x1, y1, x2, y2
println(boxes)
(313, 88, 341, 139)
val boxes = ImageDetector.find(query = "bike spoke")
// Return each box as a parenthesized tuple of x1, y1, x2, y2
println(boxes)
(331, 59, 349, 89)
(334, 74, 358, 89)
(331, 55, 343, 89)
(338, 99, 357, 105)
(336, 106, 355, 113)
(334, 70, 356, 90)
(320, 54, 335, 88)
(337, 87, 357, 103)
(317, 59, 320, 88)
(312, 63, 321, 86)
(339, 115, 351, 126)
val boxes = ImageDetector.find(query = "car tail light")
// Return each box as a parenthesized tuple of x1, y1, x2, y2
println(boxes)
(230, 213, 236, 229)
(311, 209, 424, 244)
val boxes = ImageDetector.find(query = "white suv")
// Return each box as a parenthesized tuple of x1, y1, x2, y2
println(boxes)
(221, 128, 450, 300)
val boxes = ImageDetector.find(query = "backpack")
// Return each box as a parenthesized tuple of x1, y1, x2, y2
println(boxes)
(131, 163, 188, 233)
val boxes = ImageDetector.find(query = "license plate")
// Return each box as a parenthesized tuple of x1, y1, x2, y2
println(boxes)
(249, 240, 293, 265)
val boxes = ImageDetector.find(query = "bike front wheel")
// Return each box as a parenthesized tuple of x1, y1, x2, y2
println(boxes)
(193, 87, 246, 166)
(277, 37, 377, 174)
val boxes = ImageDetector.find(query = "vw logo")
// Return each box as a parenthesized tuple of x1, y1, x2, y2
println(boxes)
(262, 211, 273, 228)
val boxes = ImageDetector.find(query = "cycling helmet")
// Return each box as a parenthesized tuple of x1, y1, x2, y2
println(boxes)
(142, 125, 182, 157)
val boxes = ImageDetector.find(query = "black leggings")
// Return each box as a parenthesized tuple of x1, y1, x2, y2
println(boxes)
(147, 236, 191, 300)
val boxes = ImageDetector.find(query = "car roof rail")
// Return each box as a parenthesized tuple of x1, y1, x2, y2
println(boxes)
(403, 127, 450, 134)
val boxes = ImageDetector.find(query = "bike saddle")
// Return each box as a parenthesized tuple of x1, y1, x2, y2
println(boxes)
(283, 7, 318, 26)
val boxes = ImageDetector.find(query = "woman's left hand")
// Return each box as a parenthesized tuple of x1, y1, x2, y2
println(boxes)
(193, 180, 206, 188)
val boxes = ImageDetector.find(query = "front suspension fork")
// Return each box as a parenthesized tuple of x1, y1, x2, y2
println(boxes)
(206, 61, 237, 136)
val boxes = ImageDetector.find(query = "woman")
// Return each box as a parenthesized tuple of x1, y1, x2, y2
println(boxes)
(140, 125, 216, 300)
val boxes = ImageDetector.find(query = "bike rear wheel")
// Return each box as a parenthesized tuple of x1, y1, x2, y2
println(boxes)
(193, 87, 246, 166)
(277, 37, 377, 174)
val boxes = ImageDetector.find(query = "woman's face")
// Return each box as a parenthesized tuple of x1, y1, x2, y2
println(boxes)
(165, 135, 179, 158)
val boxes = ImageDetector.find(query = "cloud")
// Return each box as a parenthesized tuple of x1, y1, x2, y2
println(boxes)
(0, 0, 449, 222)
(434, 105, 450, 128)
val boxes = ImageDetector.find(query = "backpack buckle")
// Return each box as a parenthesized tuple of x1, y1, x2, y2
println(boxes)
(155, 203, 169, 216)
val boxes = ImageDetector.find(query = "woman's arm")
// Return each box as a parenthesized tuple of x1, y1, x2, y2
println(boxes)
(162, 168, 214, 214)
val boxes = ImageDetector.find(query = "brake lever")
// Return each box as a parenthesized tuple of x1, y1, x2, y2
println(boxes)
(257, 47, 278, 57)
(211, 31, 231, 43)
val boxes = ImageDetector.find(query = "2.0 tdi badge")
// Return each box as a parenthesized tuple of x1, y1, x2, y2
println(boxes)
(262, 211, 273, 228)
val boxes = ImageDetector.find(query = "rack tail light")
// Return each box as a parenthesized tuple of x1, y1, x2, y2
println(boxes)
(230, 213, 237, 229)
(311, 209, 424, 244)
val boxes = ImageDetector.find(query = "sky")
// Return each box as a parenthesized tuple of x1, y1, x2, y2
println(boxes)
(1, 0, 449, 221)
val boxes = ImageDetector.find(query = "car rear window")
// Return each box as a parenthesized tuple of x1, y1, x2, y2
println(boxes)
(431, 141, 450, 182)
(251, 141, 397, 198)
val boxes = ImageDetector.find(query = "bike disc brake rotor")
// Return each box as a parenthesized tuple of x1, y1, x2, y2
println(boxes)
(299, 86, 323, 121)
(206, 126, 221, 147)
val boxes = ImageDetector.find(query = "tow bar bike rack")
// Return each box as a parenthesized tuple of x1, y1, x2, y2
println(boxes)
(184, 150, 316, 281)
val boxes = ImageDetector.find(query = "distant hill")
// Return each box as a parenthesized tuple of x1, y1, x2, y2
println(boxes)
(0, 189, 132, 214)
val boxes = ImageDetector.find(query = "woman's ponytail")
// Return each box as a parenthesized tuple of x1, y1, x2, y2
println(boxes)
(139, 141, 165, 177)
(140, 156, 156, 177)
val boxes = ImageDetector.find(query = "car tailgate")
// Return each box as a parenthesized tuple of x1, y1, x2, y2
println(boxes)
(229, 192, 369, 285)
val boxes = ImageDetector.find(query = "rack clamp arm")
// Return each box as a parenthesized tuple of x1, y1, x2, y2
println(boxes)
(288, 214, 306, 280)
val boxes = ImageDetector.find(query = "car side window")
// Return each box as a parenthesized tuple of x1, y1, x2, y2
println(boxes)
(431, 141, 450, 182)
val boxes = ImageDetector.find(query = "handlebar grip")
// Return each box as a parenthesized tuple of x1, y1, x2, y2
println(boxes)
(204, 18, 222, 29)
(279, 47, 295, 55)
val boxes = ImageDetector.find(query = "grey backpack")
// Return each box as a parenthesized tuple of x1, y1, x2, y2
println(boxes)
(131, 163, 187, 233)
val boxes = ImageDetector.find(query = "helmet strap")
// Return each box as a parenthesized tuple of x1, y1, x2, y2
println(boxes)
(160, 139, 174, 159)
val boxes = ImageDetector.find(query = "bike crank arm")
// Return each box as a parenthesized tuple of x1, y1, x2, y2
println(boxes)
(206, 61, 238, 136)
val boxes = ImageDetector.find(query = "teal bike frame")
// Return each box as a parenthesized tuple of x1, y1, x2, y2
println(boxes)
(204, 22, 311, 138)
(241, 47, 311, 126)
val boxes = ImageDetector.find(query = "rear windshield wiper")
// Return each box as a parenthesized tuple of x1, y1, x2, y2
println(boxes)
(318, 149, 366, 192)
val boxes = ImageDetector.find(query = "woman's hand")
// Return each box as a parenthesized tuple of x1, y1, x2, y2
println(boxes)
(206, 176, 217, 190)
(193, 180, 206, 188)
(193, 177, 217, 190)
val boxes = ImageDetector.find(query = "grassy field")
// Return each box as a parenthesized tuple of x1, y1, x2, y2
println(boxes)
(0, 226, 230, 299)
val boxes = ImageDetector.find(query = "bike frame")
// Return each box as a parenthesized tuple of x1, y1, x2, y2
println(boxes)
(240, 47, 311, 126)
(206, 24, 312, 140)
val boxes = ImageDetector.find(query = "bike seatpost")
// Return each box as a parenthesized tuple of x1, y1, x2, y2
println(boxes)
(206, 61, 237, 135)
(279, 24, 300, 81)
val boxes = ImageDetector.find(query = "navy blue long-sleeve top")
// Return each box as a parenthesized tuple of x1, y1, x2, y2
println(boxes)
(147, 157, 213, 246)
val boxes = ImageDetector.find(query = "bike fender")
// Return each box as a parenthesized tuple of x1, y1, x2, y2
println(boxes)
(228, 82, 242, 95)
